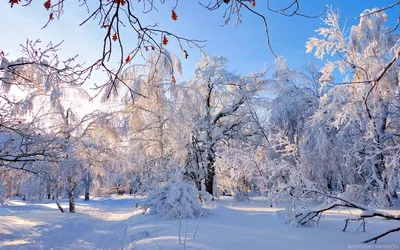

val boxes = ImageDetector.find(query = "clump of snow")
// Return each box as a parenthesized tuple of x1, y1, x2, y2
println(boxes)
(272, 207, 297, 225)
(360, 210, 374, 217)
(143, 181, 203, 219)
(199, 190, 213, 206)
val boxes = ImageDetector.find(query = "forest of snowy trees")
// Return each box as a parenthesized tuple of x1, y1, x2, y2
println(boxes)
(0, 3, 399, 245)
(1, 5, 399, 214)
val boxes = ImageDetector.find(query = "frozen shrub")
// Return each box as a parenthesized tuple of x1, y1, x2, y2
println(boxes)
(368, 190, 393, 208)
(144, 181, 203, 219)
(339, 185, 370, 205)
(339, 185, 393, 208)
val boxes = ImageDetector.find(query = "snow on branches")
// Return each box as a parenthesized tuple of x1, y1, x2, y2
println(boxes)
(143, 181, 208, 219)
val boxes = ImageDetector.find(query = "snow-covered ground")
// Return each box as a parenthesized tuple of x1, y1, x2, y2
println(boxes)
(0, 196, 399, 250)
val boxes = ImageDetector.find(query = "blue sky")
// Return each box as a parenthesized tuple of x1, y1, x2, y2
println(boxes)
(0, 0, 398, 86)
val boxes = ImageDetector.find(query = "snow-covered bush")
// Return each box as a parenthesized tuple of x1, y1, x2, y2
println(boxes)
(232, 188, 250, 201)
(339, 185, 393, 208)
(143, 181, 203, 219)
(368, 190, 393, 208)
(339, 185, 370, 205)
(198, 190, 213, 205)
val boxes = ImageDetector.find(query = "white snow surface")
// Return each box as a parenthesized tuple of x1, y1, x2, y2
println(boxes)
(0, 196, 399, 250)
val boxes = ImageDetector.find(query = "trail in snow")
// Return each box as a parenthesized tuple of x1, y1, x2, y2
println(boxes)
(0, 196, 149, 249)
(0, 196, 399, 250)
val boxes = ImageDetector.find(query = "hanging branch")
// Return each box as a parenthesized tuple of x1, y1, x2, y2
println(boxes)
(0, 40, 91, 87)
(201, 0, 326, 58)
(10, 0, 205, 100)
(358, 1, 400, 18)
(8, 0, 325, 98)
(266, 0, 326, 18)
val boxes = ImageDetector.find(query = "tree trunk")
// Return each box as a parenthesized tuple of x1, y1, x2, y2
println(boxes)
(68, 176, 76, 213)
(205, 135, 215, 195)
(205, 157, 215, 195)
(47, 184, 51, 199)
(374, 102, 393, 205)
(195, 178, 202, 191)
(116, 185, 124, 195)
(84, 190, 90, 201)
(55, 196, 64, 213)
(84, 172, 91, 201)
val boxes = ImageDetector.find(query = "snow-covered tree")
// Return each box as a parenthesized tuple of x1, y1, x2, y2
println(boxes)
(305, 8, 400, 206)
(183, 55, 266, 195)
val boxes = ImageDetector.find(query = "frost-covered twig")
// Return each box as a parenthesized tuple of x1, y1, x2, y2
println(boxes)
(343, 218, 365, 233)
(184, 224, 188, 249)
(193, 209, 204, 239)
(152, 239, 161, 249)
(179, 216, 182, 244)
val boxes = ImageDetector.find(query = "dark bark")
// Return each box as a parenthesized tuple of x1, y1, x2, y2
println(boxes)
(68, 176, 76, 213)
(47, 184, 51, 199)
(363, 227, 400, 243)
(205, 149, 215, 195)
(117, 187, 124, 196)
(84, 190, 90, 201)
(55, 196, 64, 213)
(84, 172, 91, 201)
(205, 172, 214, 195)
(326, 176, 332, 191)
